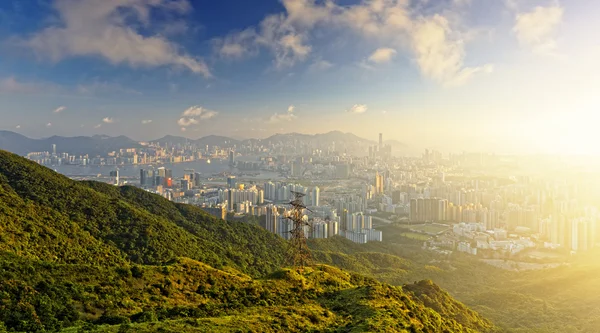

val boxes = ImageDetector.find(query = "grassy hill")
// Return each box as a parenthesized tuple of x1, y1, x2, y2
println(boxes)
(0, 150, 494, 332)
(0, 150, 286, 276)
(310, 223, 600, 333)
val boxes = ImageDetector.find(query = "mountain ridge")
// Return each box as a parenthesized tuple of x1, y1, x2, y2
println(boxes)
(0, 130, 407, 156)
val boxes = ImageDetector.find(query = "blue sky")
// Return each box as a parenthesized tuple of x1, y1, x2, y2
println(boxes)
(0, 0, 598, 153)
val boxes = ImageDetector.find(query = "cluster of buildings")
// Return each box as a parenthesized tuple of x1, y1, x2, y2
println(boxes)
(262, 204, 382, 244)
(30, 132, 600, 256)
(26, 143, 216, 167)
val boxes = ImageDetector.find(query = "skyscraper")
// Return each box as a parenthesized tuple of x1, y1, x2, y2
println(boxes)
(375, 172, 384, 194)
(228, 150, 235, 166)
(410, 198, 418, 222)
(378, 133, 383, 151)
(227, 176, 237, 189)
(109, 170, 119, 186)
(265, 205, 279, 234)
(52, 144, 57, 156)
(311, 187, 320, 207)
(140, 169, 146, 186)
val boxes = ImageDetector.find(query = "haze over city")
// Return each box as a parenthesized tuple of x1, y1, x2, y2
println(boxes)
(1, 0, 598, 154)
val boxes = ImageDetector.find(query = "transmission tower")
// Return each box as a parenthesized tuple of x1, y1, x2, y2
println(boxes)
(286, 191, 312, 267)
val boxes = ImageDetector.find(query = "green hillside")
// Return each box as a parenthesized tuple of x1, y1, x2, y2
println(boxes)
(310, 223, 600, 333)
(0, 150, 286, 276)
(0, 150, 494, 332)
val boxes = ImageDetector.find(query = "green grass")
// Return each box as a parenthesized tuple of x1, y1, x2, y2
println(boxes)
(401, 232, 432, 241)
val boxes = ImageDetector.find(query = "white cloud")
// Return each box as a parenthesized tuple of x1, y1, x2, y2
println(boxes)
(214, 28, 259, 58)
(411, 15, 492, 86)
(269, 105, 298, 123)
(46, 123, 52, 127)
(216, 12, 312, 69)
(102, 117, 115, 124)
(94, 124, 102, 129)
(257, 15, 312, 68)
(269, 113, 298, 123)
(215, 0, 489, 85)
(178, 105, 218, 128)
(368, 47, 397, 63)
(181, 105, 219, 119)
(513, 4, 563, 54)
(15, 125, 21, 129)
(347, 104, 368, 114)
(141, 119, 153, 124)
(53, 106, 66, 113)
(177, 117, 199, 127)
(25, 0, 211, 77)
(180, 127, 187, 132)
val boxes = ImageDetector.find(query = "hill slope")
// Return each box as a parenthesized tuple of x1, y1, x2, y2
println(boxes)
(0, 150, 494, 332)
(0, 149, 286, 275)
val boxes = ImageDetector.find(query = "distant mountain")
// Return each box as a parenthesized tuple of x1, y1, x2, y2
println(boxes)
(196, 134, 240, 147)
(262, 131, 374, 145)
(0, 131, 37, 155)
(1, 130, 407, 156)
(251, 131, 378, 155)
(151, 134, 240, 148)
(152, 135, 192, 145)
(0, 130, 141, 156)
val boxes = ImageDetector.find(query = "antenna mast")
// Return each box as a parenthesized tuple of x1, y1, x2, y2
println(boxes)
(287, 191, 312, 267)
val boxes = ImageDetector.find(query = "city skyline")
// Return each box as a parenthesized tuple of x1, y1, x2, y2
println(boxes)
(1, 0, 599, 154)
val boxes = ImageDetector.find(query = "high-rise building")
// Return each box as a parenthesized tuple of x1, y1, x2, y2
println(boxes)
(202, 206, 227, 220)
(311, 222, 328, 239)
(311, 187, 320, 207)
(410, 198, 418, 221)
(227, 189, 235, 211)
(140, 169, 146, 186)
(228, 150, 235, 166)
(227, 176, 237, 189)
(181, 179, 191, 191)
(265, 205, 279, 234)
(378, 133, 383, 151)
(109, 170, 119, 186)
(374, 172, 384, 194)
(52, 144, 57, 156)
(417, 198, 425, 221)
(194, 172, 202, 187)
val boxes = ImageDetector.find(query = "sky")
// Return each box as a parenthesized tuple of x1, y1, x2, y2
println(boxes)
(0, 0, 599, 154)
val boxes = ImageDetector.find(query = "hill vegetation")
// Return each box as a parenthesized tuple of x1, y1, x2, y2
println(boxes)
(310, 224, 600, 333)
(0, 150, 493, 332)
